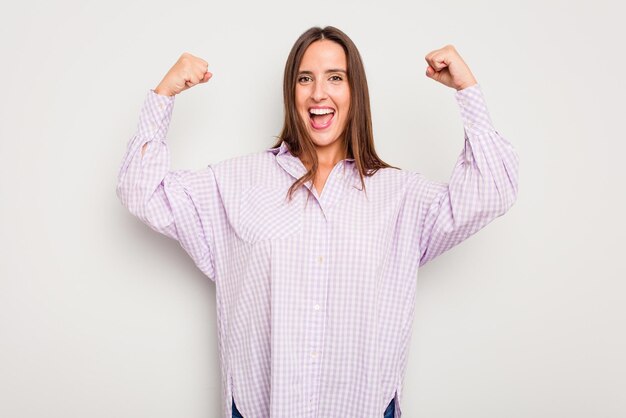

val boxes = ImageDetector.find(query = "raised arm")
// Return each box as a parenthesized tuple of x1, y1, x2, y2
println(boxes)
(116, 53, 220, 280)
(415, 45, 519, 267)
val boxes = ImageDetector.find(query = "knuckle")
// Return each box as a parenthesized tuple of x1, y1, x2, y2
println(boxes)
(181, 52, 195, 64)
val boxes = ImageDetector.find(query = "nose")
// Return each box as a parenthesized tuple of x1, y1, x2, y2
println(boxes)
(311, 80, 327, 102)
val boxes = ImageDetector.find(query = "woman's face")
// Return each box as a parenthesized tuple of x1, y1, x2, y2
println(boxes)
(295, 40, 351, 154)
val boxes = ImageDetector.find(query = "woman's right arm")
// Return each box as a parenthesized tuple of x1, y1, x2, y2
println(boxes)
(116, 54, 219, 280)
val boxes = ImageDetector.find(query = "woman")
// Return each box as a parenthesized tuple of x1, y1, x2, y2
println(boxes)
(117, 26, 518, 418)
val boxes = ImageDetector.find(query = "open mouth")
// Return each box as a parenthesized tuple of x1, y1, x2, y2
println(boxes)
(309, 107, 335, 130)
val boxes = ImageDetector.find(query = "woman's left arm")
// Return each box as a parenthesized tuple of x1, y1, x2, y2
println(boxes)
(415, 45, 520, 267)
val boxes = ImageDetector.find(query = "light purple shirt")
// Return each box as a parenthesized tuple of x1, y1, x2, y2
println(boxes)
(116, 83, 519, 418)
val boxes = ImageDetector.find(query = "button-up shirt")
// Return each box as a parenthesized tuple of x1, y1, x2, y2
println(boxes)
(116, 83, 519, 418)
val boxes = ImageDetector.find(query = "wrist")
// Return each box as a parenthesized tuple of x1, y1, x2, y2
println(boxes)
(456, 79, 478, 91)
(154, 85, 174, 97)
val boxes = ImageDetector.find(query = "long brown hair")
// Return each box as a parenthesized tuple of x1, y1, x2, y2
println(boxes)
(273, 26, 399, 201)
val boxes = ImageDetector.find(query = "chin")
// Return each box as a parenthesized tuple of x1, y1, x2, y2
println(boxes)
(308, 132, 341, 146)
(310, 137, 333, 147)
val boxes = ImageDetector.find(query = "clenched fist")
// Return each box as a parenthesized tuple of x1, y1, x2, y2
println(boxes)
(154, 52, 212, 97)
(424, 45, 477, 91)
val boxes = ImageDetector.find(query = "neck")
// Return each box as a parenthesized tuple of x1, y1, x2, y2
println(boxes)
(302, 140, 348, 169)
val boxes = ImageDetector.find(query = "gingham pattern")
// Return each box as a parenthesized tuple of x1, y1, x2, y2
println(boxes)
(116, 83, 519, 418)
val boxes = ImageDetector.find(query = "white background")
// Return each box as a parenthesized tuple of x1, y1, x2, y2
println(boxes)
(1, 0, 625, 416)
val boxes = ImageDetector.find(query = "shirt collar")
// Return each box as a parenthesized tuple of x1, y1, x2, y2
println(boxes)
(266, 141, 361, 207)
(266, 140, 355, 163)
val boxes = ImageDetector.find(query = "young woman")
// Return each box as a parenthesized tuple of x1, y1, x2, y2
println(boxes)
(117, 26, 519, 418)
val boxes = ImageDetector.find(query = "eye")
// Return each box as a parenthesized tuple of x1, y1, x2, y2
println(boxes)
(298, 75, 312, 83)
(329, 75, 343, 81)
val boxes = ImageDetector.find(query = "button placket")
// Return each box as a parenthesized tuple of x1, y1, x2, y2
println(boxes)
(304, 208, 327, 417)
(310, 249, 324, 364)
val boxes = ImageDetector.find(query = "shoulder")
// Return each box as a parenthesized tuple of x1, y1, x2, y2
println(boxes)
(207, 147, 278, 198)
(367, 166, 445, 203)
(210, 148, 274, 177)
(365, 166, 414, 189)
(212, 147, 271, 168)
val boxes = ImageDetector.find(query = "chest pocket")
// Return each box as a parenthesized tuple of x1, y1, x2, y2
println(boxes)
(237, 184, 304, 243)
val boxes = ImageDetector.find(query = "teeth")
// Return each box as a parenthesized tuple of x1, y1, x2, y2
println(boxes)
(309, 108, 334, 115)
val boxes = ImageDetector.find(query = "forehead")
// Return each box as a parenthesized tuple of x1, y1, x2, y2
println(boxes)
(299, 40, 347, 70)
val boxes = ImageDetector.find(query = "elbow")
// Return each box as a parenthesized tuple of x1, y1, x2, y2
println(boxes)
(115, 176, 129, 210)
(463, 183, 518, 224)
(494, 155, 520, 216)
(503, 166, 520, 212)
(507, 184, 519, 211)
(115, 175, 146, 221)
(494, 179, 519, 217)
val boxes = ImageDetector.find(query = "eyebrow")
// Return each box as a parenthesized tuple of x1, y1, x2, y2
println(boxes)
(298, 69, 347, 75)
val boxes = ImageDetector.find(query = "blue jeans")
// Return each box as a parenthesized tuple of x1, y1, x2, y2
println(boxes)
(232, 396, 395, 417)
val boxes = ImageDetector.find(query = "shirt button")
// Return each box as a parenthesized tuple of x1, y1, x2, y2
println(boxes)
(311, 351, 318, 358)
(150, 122, 156, 129)
(317, 256, 323, 264)
(466, 122, 473, 129)
(158, 102, 164, 109)
(314, 304, 320, 311)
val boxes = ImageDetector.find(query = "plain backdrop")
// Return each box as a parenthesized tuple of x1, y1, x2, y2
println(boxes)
(1, 0, 625, 417)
